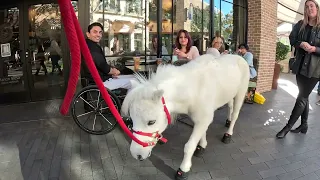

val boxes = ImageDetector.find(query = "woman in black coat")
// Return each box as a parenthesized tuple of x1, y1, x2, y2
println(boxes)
(277, 0, 320, 138)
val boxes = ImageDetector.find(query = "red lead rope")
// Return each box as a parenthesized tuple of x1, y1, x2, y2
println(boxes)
(57, 0, 151, 147)
(162, 97, 171, 124)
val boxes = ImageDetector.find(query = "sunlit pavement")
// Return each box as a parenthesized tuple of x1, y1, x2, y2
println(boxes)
(0, 73, 320, 180)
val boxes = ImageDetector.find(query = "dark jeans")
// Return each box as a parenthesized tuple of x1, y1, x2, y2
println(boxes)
(287, 74, 319, 126)
(35, 60, 47, 75)
(51, 55, 62, 73)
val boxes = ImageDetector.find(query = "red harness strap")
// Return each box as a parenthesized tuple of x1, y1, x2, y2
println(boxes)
(162, 97, 171, 125)
(131, 97, 171, 146)
(132, 131, 168, 145)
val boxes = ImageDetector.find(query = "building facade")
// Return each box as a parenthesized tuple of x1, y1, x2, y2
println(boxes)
(247, 0, 277, 93)
(0, 0, 277, 105)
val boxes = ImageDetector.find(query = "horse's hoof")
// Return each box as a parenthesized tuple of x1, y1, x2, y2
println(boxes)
(175, 168, 188, 180)
(221, 133, 232, 144)
(193, 145, 205, 157)
(225, 119, 231, 127)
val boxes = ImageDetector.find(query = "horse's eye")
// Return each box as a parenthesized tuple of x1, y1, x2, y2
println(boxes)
(148, 120, 156, 126)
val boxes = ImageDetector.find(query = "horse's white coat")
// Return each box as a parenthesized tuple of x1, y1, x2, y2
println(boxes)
(121, 54, 250, 173)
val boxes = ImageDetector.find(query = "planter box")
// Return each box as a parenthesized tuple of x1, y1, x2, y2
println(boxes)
(272, 63, 281, 89)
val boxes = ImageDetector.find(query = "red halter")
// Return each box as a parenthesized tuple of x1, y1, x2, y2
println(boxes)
(132, 97, 171, 146)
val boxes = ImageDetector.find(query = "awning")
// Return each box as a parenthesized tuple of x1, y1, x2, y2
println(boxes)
(277, 22, 293, 34)
(277, 0, 305, 24)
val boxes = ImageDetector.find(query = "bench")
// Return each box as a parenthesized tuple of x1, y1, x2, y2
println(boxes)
(245, 58, 258, 104)
(245, 81, 257, 104)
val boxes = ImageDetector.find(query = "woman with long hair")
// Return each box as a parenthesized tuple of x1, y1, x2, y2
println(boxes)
(150, 35, 170, 62)
(276, 0, 320, 138)
(173, 29, 200, 61)
(206, 36, 225, 57)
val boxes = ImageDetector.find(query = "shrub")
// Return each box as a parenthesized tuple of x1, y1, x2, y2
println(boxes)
(276, 41, 290, 63)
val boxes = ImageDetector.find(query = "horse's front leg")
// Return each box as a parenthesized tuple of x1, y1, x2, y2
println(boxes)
(176, 112, 212, 180)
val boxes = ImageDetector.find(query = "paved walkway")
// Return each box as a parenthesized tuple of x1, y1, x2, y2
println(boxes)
(1, 73, 320, 180)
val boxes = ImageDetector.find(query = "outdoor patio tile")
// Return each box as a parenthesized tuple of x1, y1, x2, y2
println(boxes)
(0, 74, 320, 180)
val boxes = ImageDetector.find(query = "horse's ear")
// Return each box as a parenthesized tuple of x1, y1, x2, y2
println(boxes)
(152, 89, 164, 101)
(130, 79, 140, 89)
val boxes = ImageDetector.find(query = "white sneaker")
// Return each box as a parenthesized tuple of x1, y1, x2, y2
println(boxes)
(316, 101, 320, 106)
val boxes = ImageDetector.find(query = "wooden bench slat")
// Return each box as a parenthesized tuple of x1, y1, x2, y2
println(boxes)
(249, 81, 257, 87)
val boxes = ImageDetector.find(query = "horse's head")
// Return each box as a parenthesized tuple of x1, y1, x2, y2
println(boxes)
(121, 78, 170, 161)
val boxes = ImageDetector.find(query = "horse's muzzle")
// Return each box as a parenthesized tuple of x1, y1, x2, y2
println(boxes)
(137, 152, 151, 161)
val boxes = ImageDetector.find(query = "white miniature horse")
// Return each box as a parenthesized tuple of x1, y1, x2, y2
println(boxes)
(121, 54, 250, 180)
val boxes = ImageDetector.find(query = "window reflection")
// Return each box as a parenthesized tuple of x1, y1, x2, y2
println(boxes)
(0, 7, 24, 94)
(172, 0, 216, 54)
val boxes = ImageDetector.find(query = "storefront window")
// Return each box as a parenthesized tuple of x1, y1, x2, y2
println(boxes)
(214, 0, 247, 53)
(89, 0, 247, 63)
(172, 0, 210, 54)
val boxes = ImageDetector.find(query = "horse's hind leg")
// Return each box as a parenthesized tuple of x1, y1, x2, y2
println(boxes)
(193, 132, 207, 157)
(176, 111, 213, 180)
(222, 90, 246, 144)
(225, 99, 234, 127)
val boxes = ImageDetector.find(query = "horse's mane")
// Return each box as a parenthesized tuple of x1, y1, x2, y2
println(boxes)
(121, 64, 181, 118)
(122, 69, 179, 123)
(133, 64, 182, 85)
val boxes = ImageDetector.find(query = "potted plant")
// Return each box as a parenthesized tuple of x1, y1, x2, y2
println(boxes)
(272, 41, 289, 89)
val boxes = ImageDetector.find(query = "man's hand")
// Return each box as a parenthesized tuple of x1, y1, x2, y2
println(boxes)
(110, 67, 120, 76)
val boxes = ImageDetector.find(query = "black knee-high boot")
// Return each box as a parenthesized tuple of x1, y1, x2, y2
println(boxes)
(276, 97, 308, 138)
(290, 99, 309, 134)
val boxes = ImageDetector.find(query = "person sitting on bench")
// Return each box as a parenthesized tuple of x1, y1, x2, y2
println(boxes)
(238, 43, 257, 104)
(238, 43, 257, 80)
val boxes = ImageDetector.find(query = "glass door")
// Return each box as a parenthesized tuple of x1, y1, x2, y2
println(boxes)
(0, 5, 31, 104)
(0, 1, 79, 105)
(24, 3, 65, 101)
(23, 2, 78, 101)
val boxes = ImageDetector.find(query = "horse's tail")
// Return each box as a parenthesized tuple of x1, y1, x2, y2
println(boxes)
(237, 56, 251, 84)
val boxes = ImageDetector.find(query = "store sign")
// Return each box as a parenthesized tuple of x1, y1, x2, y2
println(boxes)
(1, 43, 11, 57)
(0, 76, 22, 85)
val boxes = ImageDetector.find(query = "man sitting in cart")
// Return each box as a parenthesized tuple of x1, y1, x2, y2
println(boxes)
(81, 22, 135, 91)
